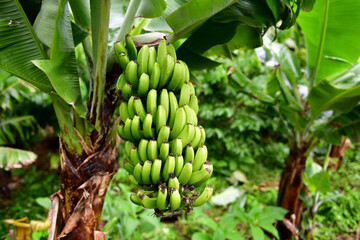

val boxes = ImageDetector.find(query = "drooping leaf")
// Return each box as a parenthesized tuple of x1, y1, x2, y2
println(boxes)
(177, 47, 221, 70)
(297, 0, 360, 82)
(308, 80, 360, 120)
(0, 146, 37, 171)
(33, 0, 58, 47)
(0, 0, 52, 92)
(0, 115, 38, 145)
(136, 0, 166, 18)
(166, 0, 238, 41)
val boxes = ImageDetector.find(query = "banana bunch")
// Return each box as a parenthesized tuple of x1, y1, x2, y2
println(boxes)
(115, 35, 213, 217)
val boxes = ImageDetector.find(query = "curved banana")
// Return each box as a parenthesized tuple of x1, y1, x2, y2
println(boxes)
(151, 158, 162, 184)
(146, 89, 157, 116)
(127, 96, 136, 118)
(183, 104, 198, 126)
(130, 146, 141, 165)
(170, 138, 183, 156)
(124, 141, 134, 157)
(167, 61, 184, 91)
(133, 162, 144, 184)
(174, 154, 184, 177)
(157, 185, 168, 210)
(188, 82, 195, 95)
(138, 73, 150, 97)
(131, 115, 143, 140)
(159, 141, 170, 161)
(190, 126, 202, 149)
(157, 40, 167, 73)
(119, 102, 130, 123)
(168, 91, 178, 128)
(138, 139, 149, 162)
(166, 43, 177, 60)
(169, 188, 181, 210)
(188, 167, 212, 186)
(130, 193, 142, 206)
(157, 125, 170, 148)
(201, 161, 213, 173)
(199, 125, 206, 146)
(114, 41, 127, 57)
(169, 107, 186, 139)
(117, 52, 129, 70)
(123, 159, 134, 174)
(116, 73, 127, 91)
(176, 123, 195, 148)
(150, 62, 161, 89)
(193, 186, 213, 207)
(178, 82, 191, 106)
(178, 161, 193, 185)
(168, 173, 180, 190)
(162, 154, 175, 181)
(125, 60, 138, 88)
(155, 105, 167, 133)
(141, 160, 152, 185)
(134, 97, 146, 121)
(139, 194, 157, 209)
(128, 174, 139, 185)
(189, 94, 199, 115)
(159, 89, 169, 120)
(193, 145, 208, 171)
(137, 44, 149, 76)
(122, 82, 132, 101)
(184, 144, 194, 163)
(147, 139, 158, 161)
(143, 113, 155, 139)
(124, 118, 135, 141)
(117, 121, 125, 139)
(125, 34, 137, 61)
(148, 47, 156, 75)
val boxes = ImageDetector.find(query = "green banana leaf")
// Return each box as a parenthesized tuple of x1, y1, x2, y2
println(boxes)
(137, 0, 166, 18)
(297, 0, 360, 82)
(0, 0, 52, 93)
(0, 146, 37, 171)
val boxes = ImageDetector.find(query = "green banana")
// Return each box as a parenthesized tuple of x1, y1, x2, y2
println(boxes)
(188, 167, 212, 186)
(159, 54, 175, 89)
(114, 41, 127, 57)
(134, 97, 146, 121)
(143, 113, 155, 139)
(138, 73, 150, 97)
(117, 121, 125, 139)
(183, 104, 198, 125)
(137, 44, 149, 76)
(116, 73, 126, 91)
(125, 34, 137, 60)
(122, 82, 132, 101)
(201, 161, 213, 173)
(147, 139, 158, 161)
(133, 162, 144, 183)
(128, 174, 139, 185)
(130, 147, 141, 165)
(157, 185, 168, 210)
(151, 158, 162, 184)
(190, 126, 202, 149)
(188, 82, 195, 95)
(125, 141, 134, 157)
(178, 161, 193, 185)
(193, 186, 213, 207)
(150, 62, 161, 90)
(157, 125, 170, 148)
(168, 173, 180, 190)
(159, 89, 169, 120)
(167, 61, 184, 91)
(184, 144, 194, 163)
(178, 82, 191, 106)
(146, 89, 157, 116)
(125, 60, 138, 88)
(130, 193, 142, 206)
(139, 194, 157, 209)
(138, 139, 149, 162)
(170, 138, 183, 156)
(142, 160, 152, 184)
(127, 96, 136, 118)
(131, 115, 143, 140)
(148, 46, 156, 75)
(199, 125, 206, 146)
(174, 154, 184, 177)
(155, 105, 167, 133)
(169, 188, 181, 210)
(193, 145, 208, 171)
(119, 102, 130, 123)
(168, 91, 178, 128)
(176, 123, 195, 148)
(117, 52, 129, 70)
(157, 40, 167, 87)
(162, 154, 175, 181)
(189, 94, 199, 115)
(124, 118, 135, 141)
(159, 141, 170, 161)
(169, 107, 186, 139)
(123, 160, 134, 174)
(166, 43, 176, 60)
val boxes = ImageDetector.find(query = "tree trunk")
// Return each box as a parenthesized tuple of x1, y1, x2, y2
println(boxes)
(48, 135, 119, 240)
(276, 145, 307, 239)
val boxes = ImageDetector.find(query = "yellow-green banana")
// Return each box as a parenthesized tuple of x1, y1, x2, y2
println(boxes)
(168, 173, 180, 190)
(150, 62, 161, 89)
(169, 188, 181, 210)
(122, 82, 132, 101)
(155, 105, 167, 133)
(157, 125, 170, 148)
(193, 145, 208, 171)
(174, 154, 184, 177)
(157, 185, 168, 210)
(167, 61, 184, 91)
(124, 118, 135, 141)
(141, 160, 152, 185)
(130, 146, 141, 165)
(148, 46, 156, 75)
(168, 91, 178, 128)
(184, 144, 194, 163)
(159, 89, 169, 120)
(131, 115, 143, 140)
(133, 162, 143, 183)
(178, 161, 193, 185)
(193, 186, 213, 207)
(125, 34, 137, 61)
(170, 138, 183, 156)
(189, 94, 199, 115)
(123, 160, 134, 174)
(119, 102, 130, 123)
(143, 113, 155, 139)
(146, 89, 157, 116)
(137, 44, 149, 76)
(169, 107, 186, 139)
(147, 139, 158, 161)
(116, 73, 126, 91)
(138, 73, 150, 97)
(138, 139, 149, 162)
(191, 126, 202, 149)
(151, 158, 162, 184)
(134, 97, 146, 121)
(125, 60, 138, 88)
(159, 141, 170, 161)
(179, 82, 191, 106)
(162, 154, 175, 181)
(188, 167, 212, 186)
(130, 193, 142, 206)
(176, 123, 195, 148)
(183, 104, 198, 125)
(139, 194, 157, 209)
(127, 96, 136, 118)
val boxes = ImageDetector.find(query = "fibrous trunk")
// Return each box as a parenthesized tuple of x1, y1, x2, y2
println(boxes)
(276, 145, 307, 239)
(48, 135, 118, 240)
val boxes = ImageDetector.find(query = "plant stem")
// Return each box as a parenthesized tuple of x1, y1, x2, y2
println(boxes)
(90, 0, 111, 138)
(309, 0, 329, 88)
(107, 0, 140, 72)
(323, 144, 332, 170)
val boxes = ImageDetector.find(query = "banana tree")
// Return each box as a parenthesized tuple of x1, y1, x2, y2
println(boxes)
(0, 0, 305, 238)
(248, 0, 360, 238)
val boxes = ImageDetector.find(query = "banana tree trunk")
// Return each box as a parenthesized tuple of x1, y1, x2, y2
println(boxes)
(276, 145, 307, 239)
(48, 135, 118, 240)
